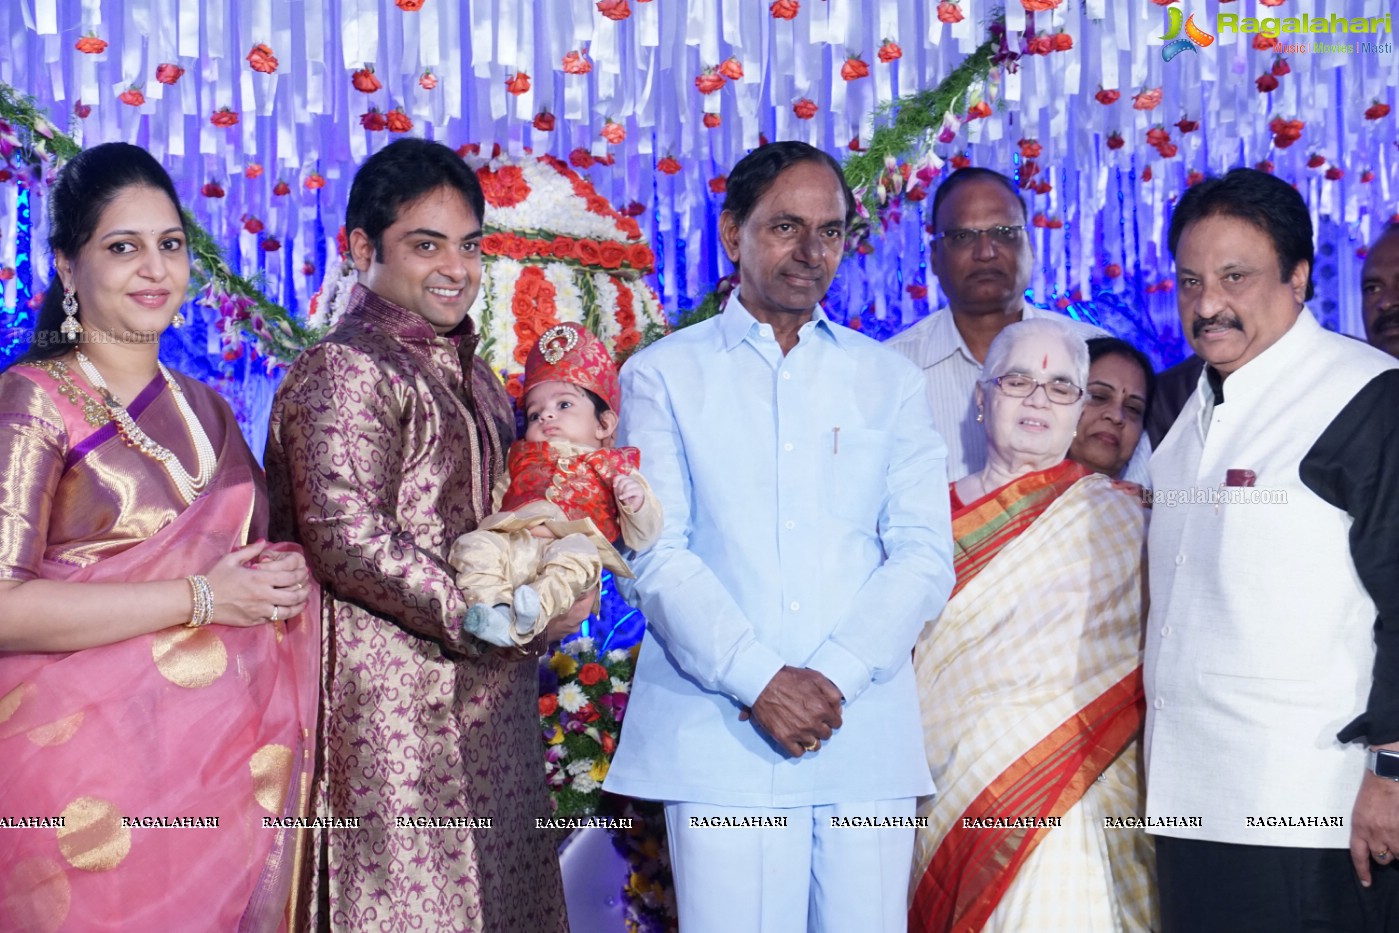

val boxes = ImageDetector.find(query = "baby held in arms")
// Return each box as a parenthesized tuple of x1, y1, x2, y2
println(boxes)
(450, 323, 661, 646)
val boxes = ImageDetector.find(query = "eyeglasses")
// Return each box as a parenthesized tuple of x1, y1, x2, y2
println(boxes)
(932, 225, 1026, 250)
(991, 373, 1084, 405)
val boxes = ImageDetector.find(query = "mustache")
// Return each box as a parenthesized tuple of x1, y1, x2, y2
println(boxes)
(1371, 310, 1399, 334)
(1192, 314, 1244, 338)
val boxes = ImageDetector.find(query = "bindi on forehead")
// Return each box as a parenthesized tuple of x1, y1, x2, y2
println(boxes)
(1041, 353, 1049, 370)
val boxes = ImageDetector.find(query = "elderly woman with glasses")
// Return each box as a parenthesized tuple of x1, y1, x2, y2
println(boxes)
(908, 318, 1156, 933)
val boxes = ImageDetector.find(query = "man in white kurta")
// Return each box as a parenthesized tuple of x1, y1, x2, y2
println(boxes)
(605, 142, 955, 933)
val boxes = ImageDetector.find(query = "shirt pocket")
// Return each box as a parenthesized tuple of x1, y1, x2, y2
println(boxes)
(820, 427, 891, 527)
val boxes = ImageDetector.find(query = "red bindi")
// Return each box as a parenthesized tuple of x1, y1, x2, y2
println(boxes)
(1041, 353, 1049, 369)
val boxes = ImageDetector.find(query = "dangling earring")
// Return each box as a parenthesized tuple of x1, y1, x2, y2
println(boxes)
(975, 409, 984, 423)
(60, 285, 83, 339)
(171, 309, 186, 329)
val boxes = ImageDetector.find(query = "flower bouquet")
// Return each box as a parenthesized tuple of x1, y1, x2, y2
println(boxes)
(539, 636, 636, 817)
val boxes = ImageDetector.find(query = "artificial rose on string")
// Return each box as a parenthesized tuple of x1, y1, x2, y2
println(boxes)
(1269, 116, 1305, 148)
(1271, 58, 1290, 76)
(770, 0, 799, 19)
(75, 35, 107, 54)
(703, 113, 721, 128)
(1132, 87, 1163, 110)
(201, 181, 225, 198)
(1104, 264, 1122, 279)
(352, 67, 381, 93)
(210, 108, 239, 127)
(243, 216, 264, 234)
(305, 172, 326, 190)
(1095, 88, 1120, 105)
(1106, 131, 1125, 150)
(1307, 152, 1326, 168)
(597, 0, 631, 20)
(601, 120, 625, 144)
(907, 284, 928, 299)
(695, 70, 725, 94)
(1031, 180, 1051, 194)
(1258, 0, 1284, 6)
(1146, 127, 1170, 148)
(878, 39, 903, 61)
(1365, 102, 1392, 120)
(793, 98, 818, 119)
(950, 153, 971, 169)
(1032, 213, 1049, 229)
(1253, 34, 1278, 51)
(1156, 143, 1178, 158)
(261, 238, 281, 252)
(1026, 34, 1053, 55)
(718, 57, 744, 80)
(841, 57, 870, 81)
(1256, 73, 1279, 93)
(1021, 0, 1062, 10)
(155, 63, 184, 85)
(273, 180, 291, 196)
(563, 51, 592, 75)
(1046, 218, 1063, 229)
(1361, 170, 1375, 183)
(360, 110, 387, 131)
(247, 44, 278, 74)
(1141, 166, 1154, 182)
(936, 2, 964, 24)
(419, 71, 437, 90)
(1017, 161, 1039, 185)
(395, 0, 425, 8)
(849, 136, 864, 151)
(569, 148, 595, 169)
(621, 201, 645, 216)
(73, 101, 91, 119)
(1325, 166, 1344, 181)
(966, 100, 992, 120)
(1175, 117, 1199, 133)
(1052, 32, 1073, 51)
(533, 111, 556, 132)
(1019, 138, 1041, 159)
(245, 164, 263, 179)
(657, 156, 682, 175)
(506, 73, 531, 95)
(302, 261, 316, 276)
(386, 109, 412, 132)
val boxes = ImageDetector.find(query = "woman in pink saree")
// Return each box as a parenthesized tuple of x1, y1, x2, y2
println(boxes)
(0, 143, 320, 932)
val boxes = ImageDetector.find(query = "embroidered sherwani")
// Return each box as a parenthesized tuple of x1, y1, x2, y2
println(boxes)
(265, 284, 568, 932)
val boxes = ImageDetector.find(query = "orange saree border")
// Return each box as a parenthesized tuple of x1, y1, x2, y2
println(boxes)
(910, 667, 1145, 933)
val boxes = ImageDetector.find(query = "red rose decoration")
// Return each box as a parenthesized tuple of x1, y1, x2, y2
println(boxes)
(966, 100, 992, 120)
(304, 172, 327, 190)
(1047, 218, 1063, 230)
(598, 243, 627, 270)
(1022, 0, 1062, 9)
(386, 109, 413, 133)
(1253, 34, 1278, 52)
(155, 63, 185, 85)
(506, 72, 531, 96)
(840, 57, 870, 81)
(1325, 166, 1344, 181)
(73, 101, 91, 119)
(1362, 170, 1376, 184)
(533, 111, 556, 132)
(419, 71, 438, 90)
(1104, 264, 1122, 279)
(243, 216, 264, 234)
(695, 71, 725, 94)
(907, 187, 928, 202)
(657, 155, 682, 175)
(709, 176, 727, 194)
(1018, 161, 1040, 185)
(703, 112, 722, 128)
(770, 0, 799, 19)
(595, 153, 615, 166)
(849, 136, 864, 151)
(1095, 88, 1120, 105)
(597, 0, 631, 20)
(1259, 0, 1284, 5)
(1271, 58, 1290, 77)
(718, 57, 744, 80)
(396, 0, 425, 9)
(1187, 170, 1205, 186)
(0, 267, 14, 281)
(563, 51, 592, 75)
(75, 35, 107, 54)
(262, 238, 282, 252)
(627, 243, 654, 269)
(273, 180, 291, 196)
(1175, 118, 1199, 134)
(210, 108, 239, 127)
(245, 163, 264, 179)
(950, 153, 971, 169)
(601, 120, 625, 144)
(247, 43, 278, 74)
(1051, 32, 1073, 51)
(549, 238, 576, 260)
(302, 261, 316, 276)
(1156, 143, 1178, 159)
(1106, 131, 1125, 150)
(1019, 138, 1042, 159)
(1306, 152, 1326, 168)
(539, 695, 559, 716)
(575, 239, 603, 265)
(936, 2, 963, 24)
(878, 39, 903, 62)
(361, 110, 387, 131)
(1146, 127, 1170, 148)
(1032, 213, 1049, 229)
(1026, 35, 1053, 56)
(792, 98, 818, 120)
(1032, 180, 1052, 194)
(569, 148, 595, 169)
(1141, 166, 1154, 182)
(352, 67, 382, 94)
(1366, 102, 1392, 121)
(478, 165, 531, 208)
(601, 732, 617, 755)
(201, 182, 225, 198)
(1132, 87, 1163, 110)
(907, 284, 928, 299)
(1256, 73, 1279, 93)
(622, 201, 646, 217)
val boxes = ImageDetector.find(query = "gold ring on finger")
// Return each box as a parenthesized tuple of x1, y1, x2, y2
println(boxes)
(270, 606, 280, 623)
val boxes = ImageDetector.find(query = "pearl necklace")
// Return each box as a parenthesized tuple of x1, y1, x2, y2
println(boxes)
(74, 351, 216, 504)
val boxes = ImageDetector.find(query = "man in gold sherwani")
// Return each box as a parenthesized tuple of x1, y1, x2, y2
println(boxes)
(266, 138, 580, 932)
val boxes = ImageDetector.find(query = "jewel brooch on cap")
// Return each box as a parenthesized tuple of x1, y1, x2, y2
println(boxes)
(539, 324, 581, 364)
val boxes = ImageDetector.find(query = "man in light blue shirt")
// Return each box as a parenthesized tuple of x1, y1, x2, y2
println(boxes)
(604, 142, 956, 932)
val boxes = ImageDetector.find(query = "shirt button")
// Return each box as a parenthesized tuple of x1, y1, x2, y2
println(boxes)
(1174, 553, 1186, 566)
(1153, 698, 1165, 709)
(785, 521, 796, 530)
(789, 602, 801, 612)
(782, 371, 792, 380)
(1160, 625, 1172, 637)
(783, 442, 794, 452)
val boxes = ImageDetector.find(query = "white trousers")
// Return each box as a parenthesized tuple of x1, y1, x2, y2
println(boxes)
(663, 798, 916, 933)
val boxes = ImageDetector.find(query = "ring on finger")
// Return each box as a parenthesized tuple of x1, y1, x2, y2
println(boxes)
(802, 740, 820, 752)
(270, 605, 280, 623)
(1376, 849, 1392, 861)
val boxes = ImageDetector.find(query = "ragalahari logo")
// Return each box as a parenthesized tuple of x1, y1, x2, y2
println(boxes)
(1162, 7, 1215, 61)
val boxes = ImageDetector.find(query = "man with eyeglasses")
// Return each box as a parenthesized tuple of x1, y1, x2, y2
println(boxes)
(1145, 169, 1399, 931)
(885, 168, 1117, 480)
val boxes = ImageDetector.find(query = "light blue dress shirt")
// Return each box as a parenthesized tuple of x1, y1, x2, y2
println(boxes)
(603, 296, 955, 807)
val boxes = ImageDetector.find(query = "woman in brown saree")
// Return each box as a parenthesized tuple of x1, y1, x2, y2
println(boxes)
(0, 143, 319, 932)
(910, 318, 1156, 932)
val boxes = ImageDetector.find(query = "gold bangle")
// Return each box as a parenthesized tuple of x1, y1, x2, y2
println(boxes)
(186, 575, 214, 628)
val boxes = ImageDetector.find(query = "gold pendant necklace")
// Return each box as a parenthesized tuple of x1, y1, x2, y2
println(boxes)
(74, 351, 217, 504)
